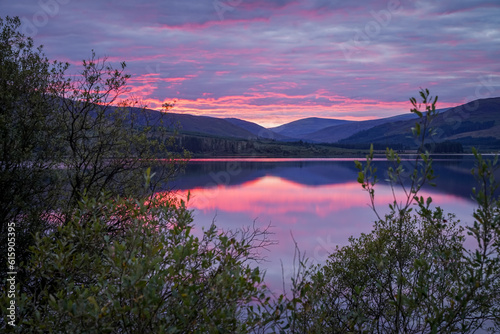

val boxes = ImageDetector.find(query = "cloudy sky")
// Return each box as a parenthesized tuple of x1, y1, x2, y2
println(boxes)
(2, 0, 500, 126)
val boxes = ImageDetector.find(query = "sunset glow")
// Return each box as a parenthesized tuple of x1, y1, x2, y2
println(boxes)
(4, 0, 499, 126)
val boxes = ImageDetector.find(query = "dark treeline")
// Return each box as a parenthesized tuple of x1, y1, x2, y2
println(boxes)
(172, 133, 363, 157)
(423, 141, 464, 153)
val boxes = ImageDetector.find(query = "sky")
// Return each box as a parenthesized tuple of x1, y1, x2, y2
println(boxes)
(2, 0, 500, 127)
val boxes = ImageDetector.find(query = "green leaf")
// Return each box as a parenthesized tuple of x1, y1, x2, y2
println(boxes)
(357, 172, 365, 184)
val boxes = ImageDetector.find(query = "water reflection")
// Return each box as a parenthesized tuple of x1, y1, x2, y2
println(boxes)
(164, 157, 490, 290)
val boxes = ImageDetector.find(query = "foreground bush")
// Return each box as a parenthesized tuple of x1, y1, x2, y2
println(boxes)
(286, 90, 500, 333)
(2, 190, 283, 333)
(0, 16, 188, 289)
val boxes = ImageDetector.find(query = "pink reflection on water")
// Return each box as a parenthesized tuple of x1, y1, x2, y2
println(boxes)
(163, 175, 476, 292)
(173, 175, 471, 220)
(176, 177, 365, 218)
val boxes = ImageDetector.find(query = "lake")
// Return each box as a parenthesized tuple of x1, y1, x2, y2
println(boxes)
(163, 155, 494, 291)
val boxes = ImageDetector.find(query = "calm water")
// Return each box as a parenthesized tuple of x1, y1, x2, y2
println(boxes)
(163, 155, 495, 291)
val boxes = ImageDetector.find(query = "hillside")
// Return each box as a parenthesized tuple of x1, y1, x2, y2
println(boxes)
(224, 118, 290, 140)
(339, 97, 500, 149)
(163, 113, 257, 139)
(303, 113, 420, 143)
(107, 106, 258, 139)
(269, 117, 352, 138)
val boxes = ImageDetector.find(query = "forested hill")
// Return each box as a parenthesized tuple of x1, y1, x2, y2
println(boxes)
(338, 97, 500, 150)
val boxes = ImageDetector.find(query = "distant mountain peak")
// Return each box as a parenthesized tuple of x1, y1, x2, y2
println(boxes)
(269, 117, 353, 138)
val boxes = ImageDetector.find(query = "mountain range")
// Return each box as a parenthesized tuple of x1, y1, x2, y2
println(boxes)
(150, 97, 500, 151)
